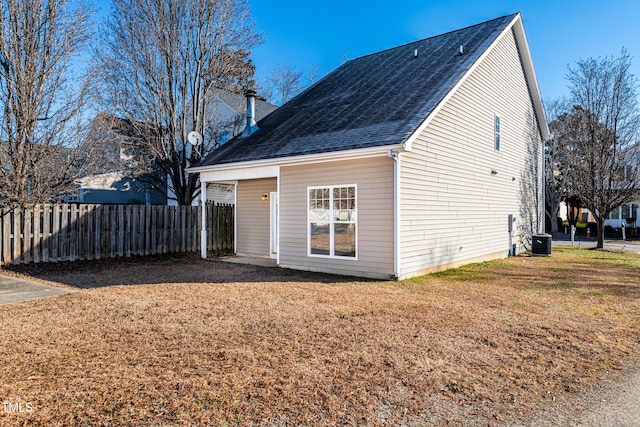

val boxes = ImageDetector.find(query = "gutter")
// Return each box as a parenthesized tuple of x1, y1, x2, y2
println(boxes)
(187, 144, 404, 175)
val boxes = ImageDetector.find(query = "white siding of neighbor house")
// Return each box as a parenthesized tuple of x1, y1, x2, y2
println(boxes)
(399, 29, 544, 278)
(236, 178, 277, 257)
(206, 183, 235, 205)
(279, 156, 395, 279)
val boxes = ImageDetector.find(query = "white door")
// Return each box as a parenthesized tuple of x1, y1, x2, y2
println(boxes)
(270, 192, 279, 257)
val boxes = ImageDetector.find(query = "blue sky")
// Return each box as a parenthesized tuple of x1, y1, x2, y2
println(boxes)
(91, 0, 640, 104)
(249, 0, 640, 103)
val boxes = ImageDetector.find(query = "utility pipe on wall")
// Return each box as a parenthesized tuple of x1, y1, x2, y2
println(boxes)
(388, 150, 400, 279)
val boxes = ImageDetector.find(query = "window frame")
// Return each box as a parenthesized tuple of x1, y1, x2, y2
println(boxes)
(494, 114, 501, 151)
(65, 188, 84, 203)
(307, 184, 358, 260)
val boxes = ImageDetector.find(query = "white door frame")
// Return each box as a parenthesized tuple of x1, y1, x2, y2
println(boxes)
(270, 191, 279, 258)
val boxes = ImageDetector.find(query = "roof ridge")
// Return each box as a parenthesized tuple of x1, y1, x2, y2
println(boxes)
(347, 12, 519, 63)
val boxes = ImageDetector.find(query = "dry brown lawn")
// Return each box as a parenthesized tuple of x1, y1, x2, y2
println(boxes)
(1, 247, 639, 426)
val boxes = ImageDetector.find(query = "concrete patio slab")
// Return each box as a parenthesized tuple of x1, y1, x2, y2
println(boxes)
(0, 275, 68, 306)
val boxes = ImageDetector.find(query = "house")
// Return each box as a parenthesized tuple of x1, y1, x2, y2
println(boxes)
(65, 171, 167, 205)
(608, 203, 639, 229)
(189, 13, 549, 280)
(558, 203, 639, 231)
(69, 114, 168, 205)
(556, 160, 640, 233)
(206, 90, 278, 147)
(78, 93, 277, 206)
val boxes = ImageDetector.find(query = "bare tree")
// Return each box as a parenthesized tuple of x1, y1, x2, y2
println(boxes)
(0, 0, 97, 207)
(519, 109, 545, 249)
(563, 49, 640, 248)
(258, 63, 321, 106)
(259, 64, 303, 106)
(94, 0, 261, 205)
(307, 64, 321, 86)
(544, 97, 572, 232)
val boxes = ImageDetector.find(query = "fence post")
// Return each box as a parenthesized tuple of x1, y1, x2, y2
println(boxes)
(169, 205, 176, 253)
(127, 205, 133, 256)
(86, 205, 95, 261)
(23, 208, 32, 264)
(117, 205, 124, 257)
(70, 204, 78, 262)
(93, 205, 101, 260)
(2, 209, 11, 265)
(32, 205, 40, 264)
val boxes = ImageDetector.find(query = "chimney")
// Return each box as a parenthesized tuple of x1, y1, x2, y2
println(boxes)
(242, 89, 258, 137)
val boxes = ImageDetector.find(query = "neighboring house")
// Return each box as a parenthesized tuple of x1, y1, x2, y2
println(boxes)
(64, 171, 167, 205)
(67, 114, 168, 205)
(557, 161, 640, 231)
(205, 183, 236, 205)
(559, 203, 639, 230)
(78, 93, 276, 206)
(207, 90, 278, 147)
(190, 13, 549, 280)
(611, 203, 639, 229)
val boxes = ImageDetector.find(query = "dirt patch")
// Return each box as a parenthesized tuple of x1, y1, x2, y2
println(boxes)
(1, 248, 639, 426)
(3, 253, 346, 289)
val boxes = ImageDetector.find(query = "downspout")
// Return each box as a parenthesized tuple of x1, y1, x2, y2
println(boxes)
(540, 136, 546, 235)
(388, 150, 400, 279)
(276, 167, 281, 266)
(200, 180, 207, 258)
(233, 183, 238, 254)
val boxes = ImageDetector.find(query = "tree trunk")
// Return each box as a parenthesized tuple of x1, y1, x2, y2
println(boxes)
(550, 214, 559, 233)
(547, 201, 560, 233)
(596, 217, 605, 249)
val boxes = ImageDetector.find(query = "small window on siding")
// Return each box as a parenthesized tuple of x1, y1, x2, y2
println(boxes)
(494, 114, 501, 151)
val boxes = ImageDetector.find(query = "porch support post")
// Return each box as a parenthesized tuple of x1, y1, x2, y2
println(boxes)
(200, 180, 207, 259)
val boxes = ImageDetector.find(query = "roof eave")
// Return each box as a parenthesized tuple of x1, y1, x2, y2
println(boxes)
(188, 143, 405, 176)
(511, 14, 550, 140)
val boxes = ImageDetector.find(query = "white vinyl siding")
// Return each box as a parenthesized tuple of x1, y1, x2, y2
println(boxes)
(398, 28, 544, 278)
(279, 156, 394, 279)
(236, 178, 277, 257)
(206, 183, 235, 205)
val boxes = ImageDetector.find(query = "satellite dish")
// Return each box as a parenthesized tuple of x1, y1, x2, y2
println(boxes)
(187, 131, 203, 146)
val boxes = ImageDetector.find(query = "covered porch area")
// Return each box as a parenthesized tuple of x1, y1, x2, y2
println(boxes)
(198, 165, 280, 263)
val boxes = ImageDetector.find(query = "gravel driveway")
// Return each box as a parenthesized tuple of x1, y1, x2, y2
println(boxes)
(528, 363, 640, 426)
(578, 367, 640, 426)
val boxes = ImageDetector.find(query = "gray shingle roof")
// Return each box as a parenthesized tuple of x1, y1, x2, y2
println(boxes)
(199, 13, 517, 167)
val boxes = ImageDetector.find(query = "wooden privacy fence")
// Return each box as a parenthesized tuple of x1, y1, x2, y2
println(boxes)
(0, 203, 234, 266)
